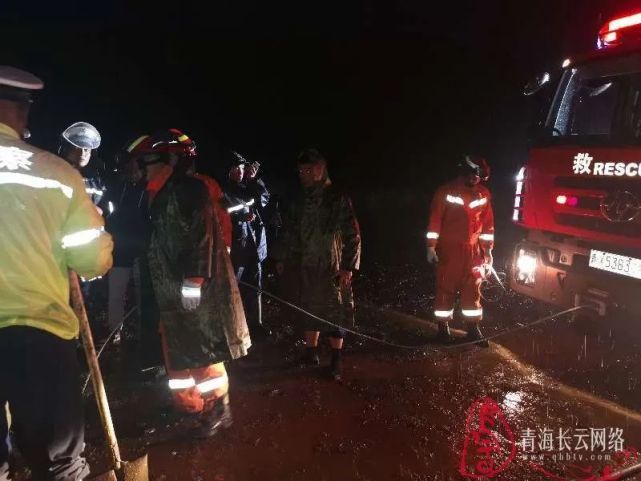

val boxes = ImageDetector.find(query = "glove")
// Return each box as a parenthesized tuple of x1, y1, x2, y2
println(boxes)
(181, 277, 204, 311)
(427, 246, 439, 264)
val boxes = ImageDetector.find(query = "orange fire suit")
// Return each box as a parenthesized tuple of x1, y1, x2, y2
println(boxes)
(426, 178, 494, 323)
(159, 324, 229, 413)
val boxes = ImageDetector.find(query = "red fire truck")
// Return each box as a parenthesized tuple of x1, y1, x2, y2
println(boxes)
(510, 10, 641, 317)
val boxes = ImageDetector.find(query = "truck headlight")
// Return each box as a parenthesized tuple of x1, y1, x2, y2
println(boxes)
(516, 248, 537, 286)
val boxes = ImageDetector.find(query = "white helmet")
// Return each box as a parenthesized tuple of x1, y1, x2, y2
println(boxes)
(61, 121, 101, 150)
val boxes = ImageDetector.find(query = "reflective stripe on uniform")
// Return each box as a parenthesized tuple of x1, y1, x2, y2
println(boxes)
(462, 308, 483, 317)
(469, 197, 487, 209)
(61, 227, 104, 249)
(446, 195, 464, 205)
(479, 233, 494, 242)
(126, 135, 148, 153)
(227, 198, 255, 214)
(85, 187, 104, 196)
(227, 204, 245, 213)
(168, 377, 196, 390)
(0, 172, 73, 198)
(434, 309, 454, 318)
(196, 374, 229, 394)
(426, 232, 439, 239)
(181, 286, 201, 298)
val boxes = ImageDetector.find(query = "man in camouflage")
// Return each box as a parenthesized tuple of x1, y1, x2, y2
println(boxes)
(275, 148, 361, 381)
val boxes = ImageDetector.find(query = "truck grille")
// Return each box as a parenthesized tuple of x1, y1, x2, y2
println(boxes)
(555, 214, 641, 237)
(553, 177, 641, 238)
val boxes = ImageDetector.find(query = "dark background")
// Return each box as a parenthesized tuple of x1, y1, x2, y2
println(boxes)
(0, 0, 635, 261)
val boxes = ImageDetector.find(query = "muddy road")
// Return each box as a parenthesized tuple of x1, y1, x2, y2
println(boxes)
(12, 254, 641, 481)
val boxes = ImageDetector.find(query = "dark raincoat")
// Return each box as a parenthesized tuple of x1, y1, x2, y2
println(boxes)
(274, 178, 361, 332)
(80, 166, 110, 215)
(147, 172, 250, 370)
(224, 177, 269, 265)
(224, 178, 270, 330)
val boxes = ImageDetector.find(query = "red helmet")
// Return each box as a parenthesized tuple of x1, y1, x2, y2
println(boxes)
(126, 129, 196, 162)
(461, 155, 490, 181)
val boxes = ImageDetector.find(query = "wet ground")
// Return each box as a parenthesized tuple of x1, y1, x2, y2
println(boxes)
(114, 342, 641, 481)
(356, 259, 641, 414)
(11, 256, 641, 481)
(81, 313, 641, 481)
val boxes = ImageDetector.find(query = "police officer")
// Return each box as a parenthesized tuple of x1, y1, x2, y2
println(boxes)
(59, 121, 108, 317)
(0, 66, 113, 480)
(59, 121, 109, 215)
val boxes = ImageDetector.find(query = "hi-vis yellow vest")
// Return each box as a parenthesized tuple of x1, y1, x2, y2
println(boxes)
(0, 123, 113, 339)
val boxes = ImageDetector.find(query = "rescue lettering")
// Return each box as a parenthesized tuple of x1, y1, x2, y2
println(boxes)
(593, 162, 641, 177)
(573, 153, 641, 177)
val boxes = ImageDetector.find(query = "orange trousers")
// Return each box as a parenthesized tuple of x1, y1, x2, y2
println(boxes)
(159, 324, 229, 414)
(434, 242, 483, 323)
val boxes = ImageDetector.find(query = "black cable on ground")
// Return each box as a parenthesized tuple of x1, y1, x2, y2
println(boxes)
(82, 305, 137, 394)
(238, 280, 591, 352)
(81, 281, 591, 395)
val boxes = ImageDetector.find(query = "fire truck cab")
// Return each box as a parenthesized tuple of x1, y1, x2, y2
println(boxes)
(510, 11, 641, 317)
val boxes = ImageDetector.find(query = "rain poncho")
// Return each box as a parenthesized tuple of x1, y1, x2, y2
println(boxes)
(147, 171, 249, 370)
(0, 123, 113, 340)
(274, 178, 361, 331)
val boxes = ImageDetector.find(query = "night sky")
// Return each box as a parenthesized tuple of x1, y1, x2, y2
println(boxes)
(0, 0, 633, 258)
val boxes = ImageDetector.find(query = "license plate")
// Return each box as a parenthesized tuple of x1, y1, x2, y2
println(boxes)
(589, 249, 641, 280)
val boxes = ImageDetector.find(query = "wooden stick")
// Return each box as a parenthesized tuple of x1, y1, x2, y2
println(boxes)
(69, 271, 122, 471)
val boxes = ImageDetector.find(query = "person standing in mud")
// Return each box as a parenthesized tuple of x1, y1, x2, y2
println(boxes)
(127, 129, 250, 437)
(274, 148, 361, 381)
(426, 155, 494, 346)
(0, 67, 113, 480)
(224, 152, 271, 339)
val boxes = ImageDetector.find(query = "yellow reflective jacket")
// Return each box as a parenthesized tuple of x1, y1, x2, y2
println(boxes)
(0, 123, 113, 339)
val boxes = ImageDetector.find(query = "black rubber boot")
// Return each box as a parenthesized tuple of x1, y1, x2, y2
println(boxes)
(435, 322, 452, 343)
(465, 323, 489, 348)
(329, 349, 343, 381)
(299, 346, 320, 367)
(195, 394, 233, 439)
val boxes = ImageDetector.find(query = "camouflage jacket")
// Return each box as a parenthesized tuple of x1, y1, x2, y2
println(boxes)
(147, 173, 250, 370)
(274, 179, 361, 273)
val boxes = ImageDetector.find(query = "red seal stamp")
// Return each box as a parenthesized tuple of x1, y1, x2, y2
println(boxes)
(459, 397, 517, 478)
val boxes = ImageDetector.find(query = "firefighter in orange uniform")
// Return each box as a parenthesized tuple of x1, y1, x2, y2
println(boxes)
(426, 155, 494, 346)
(127, 129, 248, 438)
